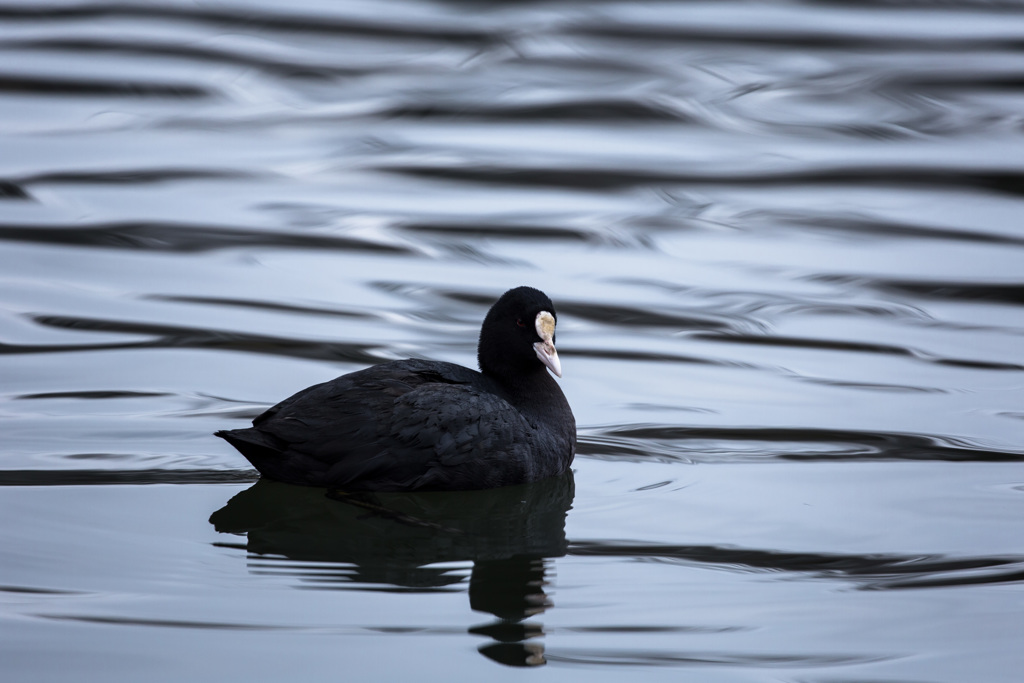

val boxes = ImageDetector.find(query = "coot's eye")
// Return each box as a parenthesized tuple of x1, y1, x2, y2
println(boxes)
(516, 318, 526, 328)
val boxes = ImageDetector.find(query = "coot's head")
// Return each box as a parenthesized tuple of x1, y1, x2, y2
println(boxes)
(478, 286, 562, 381)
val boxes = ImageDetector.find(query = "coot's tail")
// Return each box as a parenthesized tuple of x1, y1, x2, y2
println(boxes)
(216, 428, 283, 478)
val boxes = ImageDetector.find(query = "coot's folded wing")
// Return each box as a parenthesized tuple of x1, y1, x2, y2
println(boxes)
(221, 360, 536, 490)
(381, 383, 536, 490)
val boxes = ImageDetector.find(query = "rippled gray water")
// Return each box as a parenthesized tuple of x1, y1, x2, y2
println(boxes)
(2, 1, 1023, 680)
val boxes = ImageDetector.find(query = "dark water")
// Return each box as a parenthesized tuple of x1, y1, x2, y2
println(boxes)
(2, 1, 1024, 680)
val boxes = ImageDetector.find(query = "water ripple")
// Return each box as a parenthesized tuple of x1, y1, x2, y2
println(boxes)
(781, 213, 1024, 248)
(578, 424, 1024, 463)
(382, 98, 688, 123)
(0, 4, 500, 45)
(569, 540, 1024, 590)
(0, 468, 256, 486)
(394, 221, 599, 243)
(0, 221, 413, 254)
(145, 295, 375, 320)
(693, 332, 1024, 371)
(18, 168, 261, 187)
(379, 163, 1024, 197)
(568, 14, 1024, 52)
(0, 181, 31, 200)
(872, 279, 1024, 305)
(546, 647, 890, 668)
(1, 37, 375, 80)
(0, 72, 209, 98)
(9, 314, 389, 364)
(37, 613, 282, 631)
(16, 390, 170, 400)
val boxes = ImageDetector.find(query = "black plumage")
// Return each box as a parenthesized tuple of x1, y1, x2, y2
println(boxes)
(216, 286, 575, 490)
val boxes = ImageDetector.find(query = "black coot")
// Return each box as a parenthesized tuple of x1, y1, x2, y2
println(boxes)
(216, 286, 575, 491)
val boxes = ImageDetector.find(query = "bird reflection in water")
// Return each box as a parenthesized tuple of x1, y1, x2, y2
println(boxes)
(210, 471, 574, 667)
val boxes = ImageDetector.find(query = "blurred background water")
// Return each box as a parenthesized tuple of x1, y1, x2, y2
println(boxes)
(1, 0, 1023, 680)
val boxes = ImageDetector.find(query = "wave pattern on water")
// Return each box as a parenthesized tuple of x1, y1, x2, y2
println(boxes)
(0, 469, 257, 486)
(5, 314, 389, 364)
(0, 0, 1019, 481)
(0, 221, 413, 254)
(568, 540, 1024, 591)
(1, 2, 1023, 679)
(579, 424, 1024, 463)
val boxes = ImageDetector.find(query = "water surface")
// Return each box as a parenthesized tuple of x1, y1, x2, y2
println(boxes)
(1, 1, 1023, 680)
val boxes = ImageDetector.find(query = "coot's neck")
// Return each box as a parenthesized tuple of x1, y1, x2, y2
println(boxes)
(484, 364, 566, 415)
